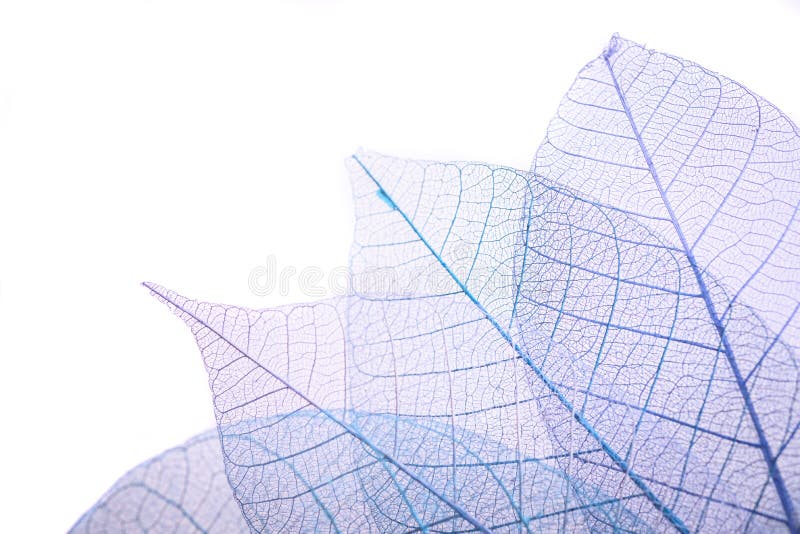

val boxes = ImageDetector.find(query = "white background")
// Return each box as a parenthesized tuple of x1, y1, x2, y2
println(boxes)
(1, 1, 798, 531)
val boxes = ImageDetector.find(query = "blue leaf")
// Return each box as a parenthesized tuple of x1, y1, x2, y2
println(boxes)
(70, 429, 249, 533)
(347, 152, 689, 532)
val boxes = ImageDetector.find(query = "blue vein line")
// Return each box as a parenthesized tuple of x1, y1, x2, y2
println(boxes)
(695, 390, 750, 529)
(352, 155, 690, 534)
(688, 92, 758, 252)
(465, 169, 495, 285)
(224, 431, 343, 533)
(241, 432, 348, 467)
(439, 167, 463, 255)
(539, 199, 575, 370)
(526, 244, 702, 298)
(519, 294, 719, 351)
(573, 455, 789, 526)
(144, 283, 490, 534)
(377, 412, 533, 532)
(381, 459, 428, 533)
(246, 461, 379, 504)
(625, 246, 682, 464)
(555, 385, 759, 447)
(672, 338, 724, 512)
(546, 142, 650, 171)
(579, 194, 622, 417)
(601, 50, 799, 533)
(125, 483, 207, 533)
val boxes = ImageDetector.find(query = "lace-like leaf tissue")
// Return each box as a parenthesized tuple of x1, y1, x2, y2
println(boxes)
(76, 36, 799, 533)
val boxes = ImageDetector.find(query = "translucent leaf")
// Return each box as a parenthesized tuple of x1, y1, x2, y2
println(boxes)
(347, 152, 687, 532)
(525, 34, 800, 532)
(110, 34, 799, 533)
(70, 430, 249, 533)
(349, 90, 800, 530)
(147, 285, 653, 532)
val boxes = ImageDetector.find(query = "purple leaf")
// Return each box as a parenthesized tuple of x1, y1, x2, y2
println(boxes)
(529, 34, 800, 531)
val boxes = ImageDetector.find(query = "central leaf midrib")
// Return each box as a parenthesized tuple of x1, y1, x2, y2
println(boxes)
(352, 156, 689, 534)
(601, 44, 798, 531)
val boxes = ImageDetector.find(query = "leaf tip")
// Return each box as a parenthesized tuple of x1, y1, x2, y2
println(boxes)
(141, 281, 176, 309)
(603, 33, 622, 60)
(142, 280, 164, 296)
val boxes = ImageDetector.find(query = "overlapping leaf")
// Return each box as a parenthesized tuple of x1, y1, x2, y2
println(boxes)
(75, 36, 800, 533)
(347, 152, 691, 531)
(144, 283, 645, 532)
